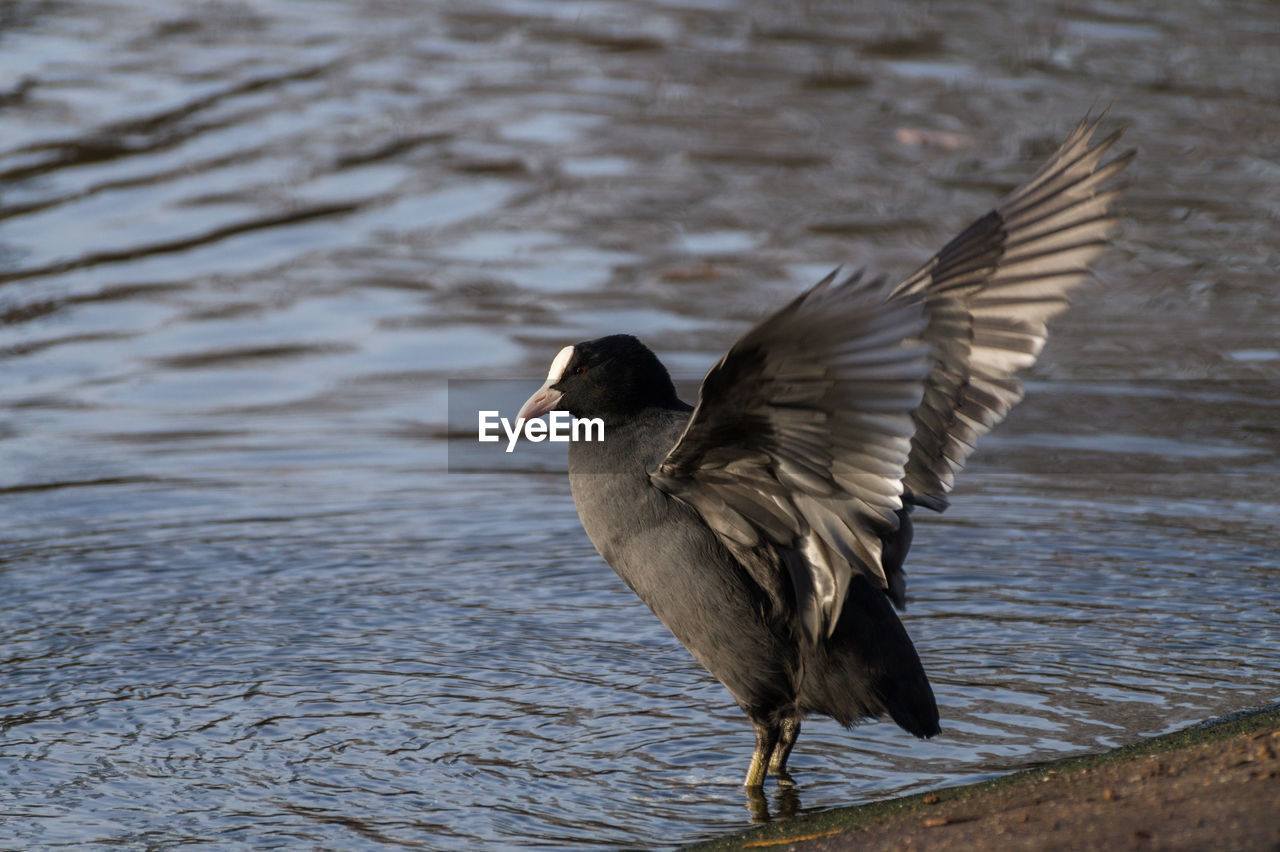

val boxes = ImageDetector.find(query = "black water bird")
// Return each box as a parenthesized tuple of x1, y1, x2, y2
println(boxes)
(517, 117, 1132, 787)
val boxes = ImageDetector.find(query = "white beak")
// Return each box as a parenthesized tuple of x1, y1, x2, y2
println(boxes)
(517, 381, 563, 420)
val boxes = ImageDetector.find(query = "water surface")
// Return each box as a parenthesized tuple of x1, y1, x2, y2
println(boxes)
(2, 1, 1278, 848)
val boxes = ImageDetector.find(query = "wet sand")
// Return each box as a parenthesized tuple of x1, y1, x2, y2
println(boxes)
(689, 704, 1280, 851)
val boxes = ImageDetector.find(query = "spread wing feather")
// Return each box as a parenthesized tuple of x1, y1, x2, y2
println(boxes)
(651, 271, 931, 641)
(650, 115, 1131, 639)
(892, 114, 1133, 510)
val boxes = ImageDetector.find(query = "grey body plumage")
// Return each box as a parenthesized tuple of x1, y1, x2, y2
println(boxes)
(517, 115, 1132, 787)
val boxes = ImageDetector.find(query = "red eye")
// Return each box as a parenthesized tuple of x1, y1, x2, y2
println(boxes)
(575, 365, 588, 375)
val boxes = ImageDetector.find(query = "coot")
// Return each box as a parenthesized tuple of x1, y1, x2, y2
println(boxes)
(517, 116, 1131, 787)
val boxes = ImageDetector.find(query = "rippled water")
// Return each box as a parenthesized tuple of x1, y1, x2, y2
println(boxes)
(2, 1, 1278, 848)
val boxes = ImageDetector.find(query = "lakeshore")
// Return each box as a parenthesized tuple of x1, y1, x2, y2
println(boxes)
(689, 704, 1280, 851)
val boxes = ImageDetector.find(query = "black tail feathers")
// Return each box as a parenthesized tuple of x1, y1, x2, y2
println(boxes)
(799, 575, 939, 737)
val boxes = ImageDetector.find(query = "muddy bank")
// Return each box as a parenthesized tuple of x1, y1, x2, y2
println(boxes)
(688, 704, 1280, 851)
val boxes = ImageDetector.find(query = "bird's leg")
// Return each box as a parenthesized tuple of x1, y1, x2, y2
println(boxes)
(744, 722, 780, 788)
(767, 717, 801, 786)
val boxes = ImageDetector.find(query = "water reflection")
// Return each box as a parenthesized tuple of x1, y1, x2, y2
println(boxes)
(744, 785, 802, 824)
(1, 0, 1278, 849)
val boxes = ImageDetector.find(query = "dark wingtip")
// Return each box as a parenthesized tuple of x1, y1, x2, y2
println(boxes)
(909, 492, 949, 513)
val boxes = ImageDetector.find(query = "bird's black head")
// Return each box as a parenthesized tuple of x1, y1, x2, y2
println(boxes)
(517, 334, 683, 424)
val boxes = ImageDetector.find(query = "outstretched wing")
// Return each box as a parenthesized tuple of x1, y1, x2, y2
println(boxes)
(651, 116, 1132, 639)
(650, 270, 931, 642)
(893, 114, 1134, 510)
